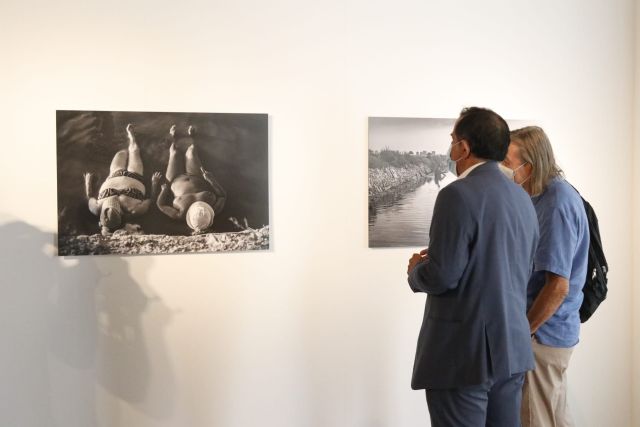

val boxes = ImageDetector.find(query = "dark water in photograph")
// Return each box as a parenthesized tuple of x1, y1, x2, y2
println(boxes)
(368, 174, 455, 248)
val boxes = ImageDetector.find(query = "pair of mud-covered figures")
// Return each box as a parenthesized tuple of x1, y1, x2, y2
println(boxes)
(84, 124, 226, 236)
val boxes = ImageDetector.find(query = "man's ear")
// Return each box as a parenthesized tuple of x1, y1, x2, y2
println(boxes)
(460, 139, 472, 158)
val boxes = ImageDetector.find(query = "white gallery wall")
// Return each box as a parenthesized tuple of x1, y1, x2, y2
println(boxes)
(0, 0, 636, 426)
(633, 0, 640, 423)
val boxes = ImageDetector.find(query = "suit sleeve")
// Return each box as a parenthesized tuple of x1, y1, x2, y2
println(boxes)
(408, 185, 474, 295)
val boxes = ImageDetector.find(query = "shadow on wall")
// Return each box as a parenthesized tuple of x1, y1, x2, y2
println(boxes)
(0, 219, 176, 427)
(92, 255, 176, 423)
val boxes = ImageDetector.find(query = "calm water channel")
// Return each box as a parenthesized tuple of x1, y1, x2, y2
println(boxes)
(368, 174, 455, 248)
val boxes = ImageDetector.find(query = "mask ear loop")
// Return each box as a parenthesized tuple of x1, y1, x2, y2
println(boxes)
(450, 139, 466, 163)
(460, 139, 472, 162)
(517, 174, 531, 186)
(514, 162, 530, 186)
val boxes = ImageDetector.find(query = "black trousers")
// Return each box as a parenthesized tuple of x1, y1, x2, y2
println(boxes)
(426, 372, 525, 427)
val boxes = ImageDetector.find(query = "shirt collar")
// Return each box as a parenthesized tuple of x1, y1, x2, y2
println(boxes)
(457, 161, 487, 179)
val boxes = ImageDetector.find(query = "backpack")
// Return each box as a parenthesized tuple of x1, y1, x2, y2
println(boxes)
(576, 194, 609, 322)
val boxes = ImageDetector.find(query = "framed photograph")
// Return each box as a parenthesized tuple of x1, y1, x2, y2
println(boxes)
(368, 117, 454, 248)
(57, 110, 269, 256)
(368, 116, 530, 248)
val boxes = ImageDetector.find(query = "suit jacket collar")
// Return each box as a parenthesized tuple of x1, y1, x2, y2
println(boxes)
(466, 160, 499, 178)
(458, 161, 486, 179)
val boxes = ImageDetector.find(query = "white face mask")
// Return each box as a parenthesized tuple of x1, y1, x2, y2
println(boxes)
(509, 162, 529, 185)
(447, 140, 464, 177)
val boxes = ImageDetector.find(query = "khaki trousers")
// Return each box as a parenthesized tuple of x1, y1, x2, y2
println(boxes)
(521, 338, 574, 427)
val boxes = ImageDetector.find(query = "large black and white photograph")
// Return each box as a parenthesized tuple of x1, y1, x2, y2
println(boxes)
(57, 110, 269, 256)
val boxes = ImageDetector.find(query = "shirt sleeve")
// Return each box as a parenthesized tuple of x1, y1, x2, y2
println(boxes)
(534, 204, 577, 280)
(408, 185, 474, 295)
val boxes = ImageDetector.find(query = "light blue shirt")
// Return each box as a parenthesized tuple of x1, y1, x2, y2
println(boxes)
(528, 178, 589, 348)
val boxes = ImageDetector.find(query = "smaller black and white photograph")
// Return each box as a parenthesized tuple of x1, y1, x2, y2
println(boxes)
(56, 110, 269, 256)
(368, 116, 531, 248)
(368, 117, 454, 248)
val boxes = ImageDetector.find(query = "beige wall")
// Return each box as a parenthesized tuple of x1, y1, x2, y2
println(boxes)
(0, 0, 636, 425)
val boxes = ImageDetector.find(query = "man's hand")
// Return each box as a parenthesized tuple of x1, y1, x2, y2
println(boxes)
(407, 248, 429, 275)
(150, 172, 163, 198)
(152, 171, 163, 186)
(201, 167, 213, 181)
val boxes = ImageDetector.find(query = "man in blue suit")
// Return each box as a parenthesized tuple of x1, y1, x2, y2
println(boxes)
(407, 107, 540, 427)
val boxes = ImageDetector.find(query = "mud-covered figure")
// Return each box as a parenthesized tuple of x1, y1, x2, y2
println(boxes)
(431, 158, 447, 188)
(84, 124, 161, 235)
(156, 125, 226, 235)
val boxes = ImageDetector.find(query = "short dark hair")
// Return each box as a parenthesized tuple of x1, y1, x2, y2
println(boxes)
(453, 107, 510, 161)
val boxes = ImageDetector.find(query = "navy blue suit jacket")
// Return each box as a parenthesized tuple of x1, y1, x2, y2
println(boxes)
(408, 161, 539, 390)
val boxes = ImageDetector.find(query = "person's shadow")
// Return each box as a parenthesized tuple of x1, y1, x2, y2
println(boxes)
(0, 220, 175, 427)
(92, 255, 176, 421)
(0, 221, 61, 426)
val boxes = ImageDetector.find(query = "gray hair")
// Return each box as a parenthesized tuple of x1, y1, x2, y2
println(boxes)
(510, 126, 563, 196)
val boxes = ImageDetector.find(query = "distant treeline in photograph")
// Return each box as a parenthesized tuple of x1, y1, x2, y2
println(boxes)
(368, 148, 448, 171)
